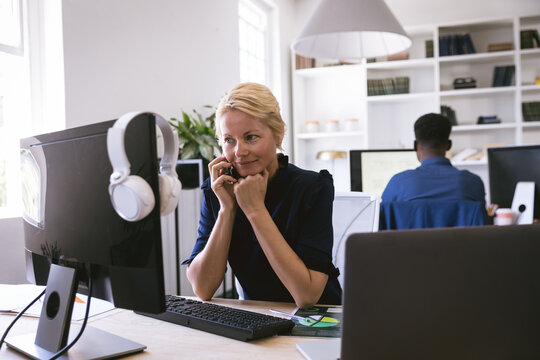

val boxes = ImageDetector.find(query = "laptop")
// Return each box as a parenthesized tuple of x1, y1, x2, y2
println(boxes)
(297, 224, 540, 360)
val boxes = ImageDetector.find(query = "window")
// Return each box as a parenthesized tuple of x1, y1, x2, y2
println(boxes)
(238, 0, 267, 84)
(0, 0, 31, 217)
(238, 0, 280, 92)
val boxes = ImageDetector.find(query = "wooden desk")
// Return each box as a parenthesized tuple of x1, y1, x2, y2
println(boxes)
(1, 297, 320, 359)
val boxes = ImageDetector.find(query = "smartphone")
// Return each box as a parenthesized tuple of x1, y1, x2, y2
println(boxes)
(225, 164, 241, 180)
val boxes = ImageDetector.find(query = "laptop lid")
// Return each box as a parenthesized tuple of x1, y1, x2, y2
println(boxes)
(340, 224, 540, 360)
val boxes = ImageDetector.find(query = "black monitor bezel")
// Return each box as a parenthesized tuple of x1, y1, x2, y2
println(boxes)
(349, 149, 417, 192)
(487, 144, 540, 220)
(20, 115, 166, 314)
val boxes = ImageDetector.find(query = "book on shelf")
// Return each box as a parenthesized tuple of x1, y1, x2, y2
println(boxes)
(477, 115, 501, 125)
(533, 30, 540, 47)
(295, 54, 315, 70)
(522, 101, 540, 122)
(387, 51, 409, 61)
(425, 40, 434, 58)
(463, 34, 476, 54)
(441, 105, 457, 125)
(439, 35, 449, 56)
(503, 65, 515, 86)
(487, 42, 513, 52)
(520, 29, 540, 49)
(439, 33, 476, 57)
(449, 35, 458, 55)
(381, 78, 396, 95)
(395, 77, 410, 94)
(367, 77, 410, 96)
(492, 65, 515, 87)
(492, 66, 506, 87)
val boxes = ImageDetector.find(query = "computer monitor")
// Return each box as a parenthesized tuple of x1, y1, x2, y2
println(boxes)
(350, 149, 420, 197)
(487, 144, 540, 221)
(7, 114, 166, 358)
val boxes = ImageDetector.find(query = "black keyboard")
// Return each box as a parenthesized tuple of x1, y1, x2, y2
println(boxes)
(137, 295, 295, 341)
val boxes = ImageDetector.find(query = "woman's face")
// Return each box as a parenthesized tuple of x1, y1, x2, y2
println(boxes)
(220, 110, 281, 178)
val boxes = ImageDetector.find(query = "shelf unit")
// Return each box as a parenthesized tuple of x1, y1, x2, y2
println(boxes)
(292, 15, 540, 195)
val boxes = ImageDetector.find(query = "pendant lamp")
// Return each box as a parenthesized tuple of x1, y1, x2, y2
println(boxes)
(293, 0, 411, 61)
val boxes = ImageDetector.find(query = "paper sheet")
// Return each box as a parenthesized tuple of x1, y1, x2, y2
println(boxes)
(0, 284, 115, 321)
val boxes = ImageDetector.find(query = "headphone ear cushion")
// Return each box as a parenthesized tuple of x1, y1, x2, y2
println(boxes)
(109, 175, 155, 221)
(158, 174, 182, 216)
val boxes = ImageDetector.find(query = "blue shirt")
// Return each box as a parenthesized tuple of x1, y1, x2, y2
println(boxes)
(183, 155, 342, 305)
(381, 157, 486, 205)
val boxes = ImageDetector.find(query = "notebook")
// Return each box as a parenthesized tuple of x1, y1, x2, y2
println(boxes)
(297, 224, 540, 360)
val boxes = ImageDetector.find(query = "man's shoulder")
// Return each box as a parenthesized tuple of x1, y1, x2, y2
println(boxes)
(456, 167, 483, 180)
(389, 168, 420, 181)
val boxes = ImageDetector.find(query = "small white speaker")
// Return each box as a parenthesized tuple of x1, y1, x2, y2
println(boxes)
(511, 181, 535, 225)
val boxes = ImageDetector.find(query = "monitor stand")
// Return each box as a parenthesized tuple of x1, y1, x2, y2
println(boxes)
(5, 264, 146, 359)
(511, 181, 535, 224)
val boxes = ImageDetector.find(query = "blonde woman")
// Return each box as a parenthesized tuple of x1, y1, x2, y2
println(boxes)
(184, 83, 341, 308)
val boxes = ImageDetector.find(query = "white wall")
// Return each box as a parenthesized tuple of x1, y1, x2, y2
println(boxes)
(60, 0, 239, 129)
(0, 217, 27, 284)
(55, 0, 298, 150)
(273, 0, 297, 153)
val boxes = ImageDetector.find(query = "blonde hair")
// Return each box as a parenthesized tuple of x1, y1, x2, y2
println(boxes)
(216, 82, 286, 150)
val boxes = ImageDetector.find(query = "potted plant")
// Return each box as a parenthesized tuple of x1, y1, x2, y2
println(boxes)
(169, 106, 221, 188)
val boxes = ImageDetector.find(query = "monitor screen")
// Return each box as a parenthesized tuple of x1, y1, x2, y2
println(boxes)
(350, 149, 420, 197)
(487, 144, 540, 220)
(19, 114, 165, 313)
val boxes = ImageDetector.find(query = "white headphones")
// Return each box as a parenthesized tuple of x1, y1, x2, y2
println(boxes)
(107, 111, 182, 222)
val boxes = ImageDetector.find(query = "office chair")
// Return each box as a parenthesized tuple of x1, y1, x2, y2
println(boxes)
(379, 199, 488, 230)
(332, 192, 380, 289)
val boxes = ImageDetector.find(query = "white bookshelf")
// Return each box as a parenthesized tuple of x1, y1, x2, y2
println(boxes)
(292, 15, 540, 193)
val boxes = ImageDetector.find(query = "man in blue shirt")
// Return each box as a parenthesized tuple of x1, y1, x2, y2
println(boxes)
(382, 113, 486, 205)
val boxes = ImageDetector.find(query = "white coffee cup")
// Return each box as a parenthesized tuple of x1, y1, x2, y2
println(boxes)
(495, 208, 514, 225)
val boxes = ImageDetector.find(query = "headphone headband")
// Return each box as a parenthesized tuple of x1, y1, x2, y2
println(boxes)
(107, 111, 179, 183)
(107, 111, 181, 222)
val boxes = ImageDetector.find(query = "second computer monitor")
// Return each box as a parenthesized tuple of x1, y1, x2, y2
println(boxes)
(488, 144, 540, 220)
(350, 149, 420, 197)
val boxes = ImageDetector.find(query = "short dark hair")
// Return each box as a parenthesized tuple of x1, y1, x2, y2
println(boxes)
(414, 113, 452, 149)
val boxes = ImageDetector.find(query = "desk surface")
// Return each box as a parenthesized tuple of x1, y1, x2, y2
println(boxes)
(1, 297, 325, 359)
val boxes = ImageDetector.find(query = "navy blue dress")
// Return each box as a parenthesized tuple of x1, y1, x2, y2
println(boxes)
(183, 155, 342, 305)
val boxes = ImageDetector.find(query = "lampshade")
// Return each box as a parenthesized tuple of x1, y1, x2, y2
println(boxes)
(293, 0, 412, 61)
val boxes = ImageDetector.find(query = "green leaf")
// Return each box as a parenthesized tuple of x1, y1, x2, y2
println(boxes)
(181, 142, 199, 160)
(172, 105, 219, 160)
(200, 134, 220, 148)
(199, 144, 214, 161)
(195, 110, 204, 124)
(177, 137, 189, 146)
(175, 121, 196, 141)
(182, 111, 192, 128)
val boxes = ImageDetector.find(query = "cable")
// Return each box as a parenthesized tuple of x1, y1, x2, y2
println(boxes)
(0, 287, 47, 349)
(332, 200, 374, 265)
(48, 274, 93, 360)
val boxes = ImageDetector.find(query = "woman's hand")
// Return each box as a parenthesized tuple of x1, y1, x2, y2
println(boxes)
(209, 155, 238, 210)
(234, 169, 269, 217)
